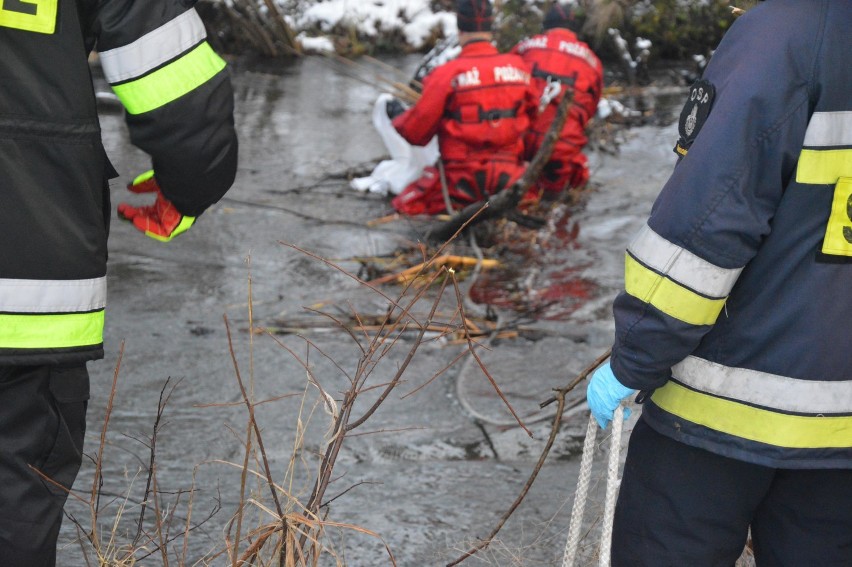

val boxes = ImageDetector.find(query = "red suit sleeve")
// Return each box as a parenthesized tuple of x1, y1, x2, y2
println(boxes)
(392, 68, 452, 146)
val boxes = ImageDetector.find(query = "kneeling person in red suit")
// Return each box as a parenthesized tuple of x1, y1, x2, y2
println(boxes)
(390, 0, 537, 215)
(513, 2, 603, 197)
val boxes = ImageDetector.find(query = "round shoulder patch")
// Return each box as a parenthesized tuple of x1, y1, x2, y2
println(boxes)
(674, 79, 716, 157)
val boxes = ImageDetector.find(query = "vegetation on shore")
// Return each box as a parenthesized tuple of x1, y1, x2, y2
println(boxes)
(199, 0, 762, 64)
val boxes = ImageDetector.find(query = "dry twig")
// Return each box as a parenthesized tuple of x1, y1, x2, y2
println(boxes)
(447, 349, 611, 565)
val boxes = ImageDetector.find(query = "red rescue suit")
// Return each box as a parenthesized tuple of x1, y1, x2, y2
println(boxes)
(391, 40, 536, 215)
(513, 28, 603, 194)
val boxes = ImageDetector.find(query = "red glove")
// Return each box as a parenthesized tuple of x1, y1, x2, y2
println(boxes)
(117, 171, 195, 242)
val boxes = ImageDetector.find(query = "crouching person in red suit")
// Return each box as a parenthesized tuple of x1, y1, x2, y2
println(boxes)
(390, 0, 537, 215)
(513, 2, 603, 197)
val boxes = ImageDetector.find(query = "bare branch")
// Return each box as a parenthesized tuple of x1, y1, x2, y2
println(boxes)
(448, 349, 611, 564)
(447, 393, 567, 566)
(451, 271, 532, 436)
(346, 268, 451, 431)
(540, 348, 611, 408)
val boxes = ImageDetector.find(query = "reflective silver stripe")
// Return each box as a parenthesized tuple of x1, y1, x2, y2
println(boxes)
(627, 224, 742, 298)
(802, 111, 852, 147)
(0, 277, 106, 313)
(99, 9, 207, 84)
(672, 356, 852, 415)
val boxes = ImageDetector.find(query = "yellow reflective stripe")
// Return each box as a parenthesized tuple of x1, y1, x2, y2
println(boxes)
(132, 169, 155, 185)
(111, 42, 226, 115)
(796, 148, 852, 185)
(652, 381, 852, 449)
(628, 224, 742, 298)
(0, 0, 57, 34)
(146, 215, 196, 242)
(822, 177, 852, 256)
(0, 311, 104, 349)
(624, 254, 726, 326)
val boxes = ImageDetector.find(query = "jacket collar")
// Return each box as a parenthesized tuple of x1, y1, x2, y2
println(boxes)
(460, 39, 498, 56)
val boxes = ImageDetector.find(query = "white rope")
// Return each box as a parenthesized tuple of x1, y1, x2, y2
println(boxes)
(561, 412, 598, 567)
(561, 405, 625, 567)
(600, 405, 624, 566)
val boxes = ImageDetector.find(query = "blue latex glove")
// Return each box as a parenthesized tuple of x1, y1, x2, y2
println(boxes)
(587, 361, 637, 429)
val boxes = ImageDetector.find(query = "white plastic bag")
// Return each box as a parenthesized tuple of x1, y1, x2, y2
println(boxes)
(350, 93, 439, 196)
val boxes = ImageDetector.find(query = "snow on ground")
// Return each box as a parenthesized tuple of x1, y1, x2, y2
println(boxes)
(293, 0, 457, 50)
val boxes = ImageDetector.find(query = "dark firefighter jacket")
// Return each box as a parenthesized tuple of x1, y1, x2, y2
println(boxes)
(512, 27, 603, 157)
(0, 0, 238, 365)
(392, 39, 536, 166)
(610, 0, 852, 469)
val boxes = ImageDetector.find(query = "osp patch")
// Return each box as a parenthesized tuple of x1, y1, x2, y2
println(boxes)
(674, 79, 715, 158)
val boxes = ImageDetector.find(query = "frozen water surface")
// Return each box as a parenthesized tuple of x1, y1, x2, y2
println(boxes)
(58, 56, 683, 566)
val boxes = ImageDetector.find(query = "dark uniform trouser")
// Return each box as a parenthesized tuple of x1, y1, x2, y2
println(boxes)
(612, 418, 852, 567)
(0, 365, 89, 567)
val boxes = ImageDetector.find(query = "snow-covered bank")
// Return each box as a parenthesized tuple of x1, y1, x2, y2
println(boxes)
(202, 0, 746, 61)
(296, 0, 457, 51)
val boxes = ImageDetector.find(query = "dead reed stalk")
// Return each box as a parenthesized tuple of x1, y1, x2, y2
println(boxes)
(35, 342, 222, 566)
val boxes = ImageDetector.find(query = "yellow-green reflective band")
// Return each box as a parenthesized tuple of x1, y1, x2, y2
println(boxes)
(133, 170, 155, 185)
(652, 381, 852, 449)
(99, 10, 207, 83)
(146, 215, 196, 242)
(822, 177, 852, 256)
(0, 311, 104, 349)
(112, 42, 226, 115)
(625, 254, 726, 326)
(628, 224, 742, 298)
(796, 149, 852, 185)
(0, 0, 57, 34)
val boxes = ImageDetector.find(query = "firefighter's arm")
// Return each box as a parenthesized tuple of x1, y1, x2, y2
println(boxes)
(392, 69, 449, 146)
(93, 1, 238, 240)
(609, 2, 819, 390)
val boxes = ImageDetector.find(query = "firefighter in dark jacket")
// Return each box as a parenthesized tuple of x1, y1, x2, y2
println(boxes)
(390, 0, 537, 216)
(0, 1, 237, 563)
(512, 2, 603, 197)
(584, 0, 852, 564)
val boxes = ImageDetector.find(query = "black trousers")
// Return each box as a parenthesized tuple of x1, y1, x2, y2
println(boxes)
(0, 365, 89, 567)
(612, 418, 852, 567)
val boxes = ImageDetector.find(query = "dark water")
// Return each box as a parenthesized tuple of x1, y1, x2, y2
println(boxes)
(57, 56, 685, 566)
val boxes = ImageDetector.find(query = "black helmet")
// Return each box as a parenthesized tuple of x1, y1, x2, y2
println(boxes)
(543, 2, 582, 31)
(456, 0, 493, 32)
